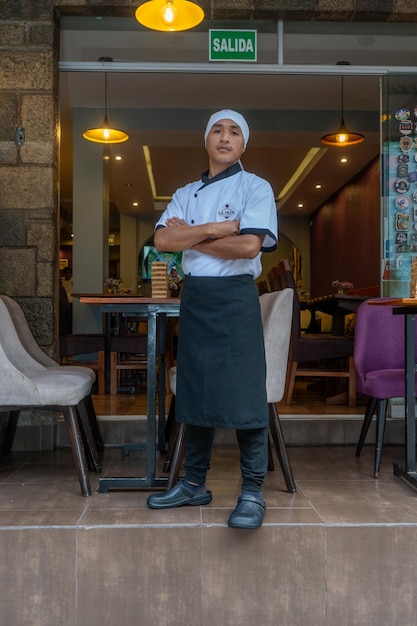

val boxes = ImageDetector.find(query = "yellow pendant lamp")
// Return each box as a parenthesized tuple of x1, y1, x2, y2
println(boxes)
(83, 72, 129, 145)
(135, 0, 204, 32)
(321, 76, 365, 147)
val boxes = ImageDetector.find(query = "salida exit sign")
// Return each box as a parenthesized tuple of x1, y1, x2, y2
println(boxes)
(209, 30, 257, 62)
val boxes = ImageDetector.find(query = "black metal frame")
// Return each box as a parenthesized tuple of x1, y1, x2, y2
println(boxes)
(95, 300, 180, 492)
(392, 306, 417, 488)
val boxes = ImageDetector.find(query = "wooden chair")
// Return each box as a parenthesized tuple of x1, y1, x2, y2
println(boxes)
(256, 279, 270, 295)
(277, 259, 356, 406)
(267, 264, 282, 292)
(110, 333, 149, 395)
(59, 334, 106, 396)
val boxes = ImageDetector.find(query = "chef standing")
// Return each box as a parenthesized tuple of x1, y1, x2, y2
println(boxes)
(147, 110, 278, 529)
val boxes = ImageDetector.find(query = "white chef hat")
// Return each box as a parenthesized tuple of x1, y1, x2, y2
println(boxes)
(204, 109, 250, 148)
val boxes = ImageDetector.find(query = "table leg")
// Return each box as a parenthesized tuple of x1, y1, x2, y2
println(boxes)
(104, 312, 111, 394)
(146, 311, 158, 484)
(98, 308, 168, 492)
(157, 314, 168, 451)
(393, 311, 417, 487)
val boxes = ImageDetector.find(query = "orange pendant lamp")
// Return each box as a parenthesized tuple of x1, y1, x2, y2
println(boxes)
(83, 72, 129, 145)
(135, 0, 204, 32)
(321, 76, 365, 147)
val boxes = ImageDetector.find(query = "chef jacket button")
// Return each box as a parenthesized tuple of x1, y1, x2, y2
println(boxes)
(191, 220, 195, 224)
(194, 193, 197, 197)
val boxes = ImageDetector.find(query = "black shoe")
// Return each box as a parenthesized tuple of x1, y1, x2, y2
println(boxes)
(147, 480, 212, 509)
(228, 494, 266, 529)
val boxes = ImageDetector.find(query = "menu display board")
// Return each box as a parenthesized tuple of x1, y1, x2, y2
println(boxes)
(382, 76, 417, 296)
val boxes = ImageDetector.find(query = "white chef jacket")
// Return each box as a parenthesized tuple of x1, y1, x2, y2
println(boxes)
(155, 162, 278, 279)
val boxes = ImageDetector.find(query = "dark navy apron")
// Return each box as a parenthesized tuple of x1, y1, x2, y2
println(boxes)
(175, 274, 269, 429)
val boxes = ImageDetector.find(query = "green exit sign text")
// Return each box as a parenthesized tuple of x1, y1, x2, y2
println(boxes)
(209, 30, 257, 62)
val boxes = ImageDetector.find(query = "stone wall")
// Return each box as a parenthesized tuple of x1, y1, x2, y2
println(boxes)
(0, 0, 58, 354)
(56, 1, 417, 23)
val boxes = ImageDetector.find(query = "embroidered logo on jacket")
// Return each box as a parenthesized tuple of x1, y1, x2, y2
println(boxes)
(218, 204, 236, 219)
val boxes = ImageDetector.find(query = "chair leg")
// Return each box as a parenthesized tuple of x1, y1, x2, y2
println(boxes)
(166, 422, 187, 491)
(268, 403, 296, 493)
(62, 406, 92, 496)
(284, 362, 297, 405)
(355, 396, 377, 458)
(84, 393, 104, 451)
(77, 398, 102, 474)
(267, 428, 275, 471)
(374, 398, 387, 478)
(3, 410, 20, 454)
(164, 395, 176, 446)
(97, 350, 106, 395)
(347, 357, 356, 407)
(110, 351, 118, 395)
(163, 398, 179, 473)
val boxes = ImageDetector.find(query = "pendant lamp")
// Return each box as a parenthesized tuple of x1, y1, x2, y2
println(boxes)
(135, 0, 204, 32)
(321, 76, 365, 147)
(83, 73, 129, 144)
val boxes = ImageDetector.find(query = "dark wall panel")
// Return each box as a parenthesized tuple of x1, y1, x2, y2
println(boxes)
(310, 158, 380, 297)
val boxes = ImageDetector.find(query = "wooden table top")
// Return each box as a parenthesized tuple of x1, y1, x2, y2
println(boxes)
(75, 293, 180, 305)
(367, 298, 417, 306)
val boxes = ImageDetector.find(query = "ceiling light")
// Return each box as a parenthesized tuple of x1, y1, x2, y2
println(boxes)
(277, 148, 322, 201)
(83, 73, 129, 144)
(340, 157, 348, 163)
(115, 155, 122, 161)
(321, 76, 365, 147)
(315, 184, 322, 189)
(297, 203, 304, 208)
(135, 0, 204, 32)
(132, 202, 139, 207)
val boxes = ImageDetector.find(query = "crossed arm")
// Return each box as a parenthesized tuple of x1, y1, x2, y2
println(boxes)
(154, 217, 263, 260)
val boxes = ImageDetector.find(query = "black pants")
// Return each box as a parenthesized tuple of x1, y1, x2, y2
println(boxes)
(184, 424, 268, 493)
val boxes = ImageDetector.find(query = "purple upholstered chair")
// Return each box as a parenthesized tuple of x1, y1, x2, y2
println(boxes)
(354, 299, 417, 477)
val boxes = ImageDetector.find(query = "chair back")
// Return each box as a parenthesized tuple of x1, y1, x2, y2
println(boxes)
(0, 295, 57, 368)
(276, 259, 302, 339)
(260, 288, 294, 403)
(0, 298, 53, 404)
(0, 297, 47, 375)
(354, 299, 414, 394)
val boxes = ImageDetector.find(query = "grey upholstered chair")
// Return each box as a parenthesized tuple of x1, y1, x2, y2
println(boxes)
(0, 295, 103, 453)
(165, 288, 296, 493)
(0, 296, 101, 496)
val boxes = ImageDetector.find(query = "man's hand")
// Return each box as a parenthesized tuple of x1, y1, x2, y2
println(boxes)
(155, 217, 240, 252)
(165, 217, 189, 228)
(165, 217, 240, 239)
(209, 220, 240, 238)
(194, 233, 263, 260)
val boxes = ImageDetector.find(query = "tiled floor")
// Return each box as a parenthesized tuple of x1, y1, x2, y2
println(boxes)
(2, 384, 417, 625)
(0, 440, 414, 527)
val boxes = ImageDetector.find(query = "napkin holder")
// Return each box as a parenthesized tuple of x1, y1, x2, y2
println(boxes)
(151, 261, 169, 298)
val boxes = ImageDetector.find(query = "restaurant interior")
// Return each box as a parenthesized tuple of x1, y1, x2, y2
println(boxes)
(4, 14, 417, 626)
(58, 17, 384, 306)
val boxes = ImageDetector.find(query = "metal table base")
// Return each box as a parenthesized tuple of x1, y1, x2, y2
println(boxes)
(392, 307, 417, 490)
(79, 296, 180, 493)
